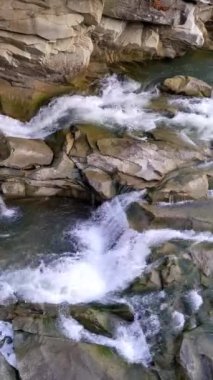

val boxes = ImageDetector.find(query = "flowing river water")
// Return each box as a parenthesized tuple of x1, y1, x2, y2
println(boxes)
(0, 51, 213, 371)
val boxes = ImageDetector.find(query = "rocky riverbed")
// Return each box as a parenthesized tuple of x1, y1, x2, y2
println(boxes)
(0, 1, 213, 378)
(0, 71, 213, 379)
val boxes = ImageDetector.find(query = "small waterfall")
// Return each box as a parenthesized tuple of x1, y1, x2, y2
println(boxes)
(0, 195, 16, 218)
(0, 321, 17, 368)
(0, 76, 158, 139)
(0, 191, 212, 365)
(60, 314, 152, 366)
(0, 75, 212, 141)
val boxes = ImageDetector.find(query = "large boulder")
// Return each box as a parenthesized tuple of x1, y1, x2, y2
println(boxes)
(148, 164, 209, 202)
(14, 332, 158, 380)
(127, 199, 213, 232)
(83, 167, 116, 199)
(162, 75, 213, 97)
(179, 325, 213, 380)
(0, 138, 53, 169)
(95, 137, 205, 181)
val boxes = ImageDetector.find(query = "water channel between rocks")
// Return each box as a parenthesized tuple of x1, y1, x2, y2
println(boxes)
(0, 51, 213, 378)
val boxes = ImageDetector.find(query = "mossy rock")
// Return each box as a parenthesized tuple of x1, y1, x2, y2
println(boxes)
(14, 331, 159, 380)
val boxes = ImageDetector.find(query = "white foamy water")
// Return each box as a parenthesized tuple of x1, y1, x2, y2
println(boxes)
(186, 290, 203, 312)
(0, 76, 160, 139)
(0, 196, 17, 219)
(0, 191, 148, 304)
(60, 315, 152, 366)
(0, 75, 213, 141)
(169, 96, 213, 141)
(0, 191, 213, 364)
(0, 321, 17, 368)
(172, 311, 185, 332)
(1, 192, 212, 305)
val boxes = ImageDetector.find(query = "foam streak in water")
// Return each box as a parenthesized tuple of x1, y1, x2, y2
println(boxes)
(169, 96, 213, 140)
(0, 321, 17, 368)
(0, 196, 17, 219)
(60, 315, 152, 366)
(1, 75, 213, 141)
(0, 76, 159, 139)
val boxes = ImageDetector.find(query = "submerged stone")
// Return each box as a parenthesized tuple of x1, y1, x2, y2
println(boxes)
(162, 75, 213, 97)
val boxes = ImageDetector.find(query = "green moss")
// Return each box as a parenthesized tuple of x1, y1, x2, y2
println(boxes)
(96, 345, 115, 359)
(0, 69, 101, 121)
(0, 89, 73, 121)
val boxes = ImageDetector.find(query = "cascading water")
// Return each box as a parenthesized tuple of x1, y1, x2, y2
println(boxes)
(0, 195, 16, 219)
(0, 74, 212, 369)
(0, 76, 158, 139)
(0, 191, 210, 365)
(0, 75, 213, 141)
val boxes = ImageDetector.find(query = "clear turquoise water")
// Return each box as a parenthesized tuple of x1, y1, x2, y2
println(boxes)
(121, 50, 213, 86)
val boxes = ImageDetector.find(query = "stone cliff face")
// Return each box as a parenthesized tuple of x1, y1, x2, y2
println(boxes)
(0, 0, 212, 119)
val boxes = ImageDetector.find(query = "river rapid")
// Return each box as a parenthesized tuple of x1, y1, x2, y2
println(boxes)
(0, 52, 213, 373)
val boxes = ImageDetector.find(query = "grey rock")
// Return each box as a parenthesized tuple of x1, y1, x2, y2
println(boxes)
(179, 325, 213, 380)
(0, 353, 17, 380)
(0, 138, 53, 169)
(162, 75, 213, 97)
(14, 332, 158, 380)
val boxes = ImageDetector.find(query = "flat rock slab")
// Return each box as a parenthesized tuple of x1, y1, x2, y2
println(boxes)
(0, 138, 53, 169)
(127, 199, 213, 232)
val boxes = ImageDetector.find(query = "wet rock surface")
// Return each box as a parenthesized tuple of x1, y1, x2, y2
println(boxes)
(0, 121, 211, 200)
(0, 354, 17, 380)
(162, 75, 213, 97)
(179, 325, 213, 380)
(128, 199, 213, 232)
(0, 138, 53, 169)
(14, 332, 158, 380)
(1, 201, 212, 380)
